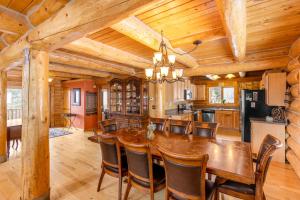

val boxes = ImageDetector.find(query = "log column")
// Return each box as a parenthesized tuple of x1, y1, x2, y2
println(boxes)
(0, 70, 7, 163)
(22, 49, 50, 200)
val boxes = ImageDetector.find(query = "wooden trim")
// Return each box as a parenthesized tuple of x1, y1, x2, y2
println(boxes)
(0, 71, 7, 163)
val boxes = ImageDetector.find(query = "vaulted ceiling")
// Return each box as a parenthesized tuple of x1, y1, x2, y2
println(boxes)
(0, 0, 300, 84)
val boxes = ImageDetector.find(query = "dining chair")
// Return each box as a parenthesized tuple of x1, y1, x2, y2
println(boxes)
(157, 146, 216, 200)
(149, 117, 167, 132)
(97, 133, 128, 200)
(119, 139, 166, 200)
(99, 119, 118, 133)
(192, 122, 219, 139)
(215, 134, 282, 200)
(168, 119, 191, 135)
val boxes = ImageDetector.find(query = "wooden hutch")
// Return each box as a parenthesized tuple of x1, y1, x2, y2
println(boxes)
(109, 77, 149, 128)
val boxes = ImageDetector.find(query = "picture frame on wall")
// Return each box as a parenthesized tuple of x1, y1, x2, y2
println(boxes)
(72, 88, 81, 106)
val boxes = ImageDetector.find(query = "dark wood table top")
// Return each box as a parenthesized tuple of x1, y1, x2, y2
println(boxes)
(92, 128, 255, 185)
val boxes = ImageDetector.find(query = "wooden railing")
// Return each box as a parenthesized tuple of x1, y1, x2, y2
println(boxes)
(7, 108, 22, 120)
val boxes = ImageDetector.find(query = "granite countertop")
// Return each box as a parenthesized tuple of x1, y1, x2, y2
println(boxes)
(250, 117, 286, 125)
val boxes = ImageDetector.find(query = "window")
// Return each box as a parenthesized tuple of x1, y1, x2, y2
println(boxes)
(7, 89, 22, 120)
(223, 87, 234, 103)
(72, 88, 81, 106)
(209, 87, 221, 104)
(209, 87, 235, 104)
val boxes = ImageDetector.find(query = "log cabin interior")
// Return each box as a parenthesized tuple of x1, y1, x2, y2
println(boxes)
(1, 0, 300, 199)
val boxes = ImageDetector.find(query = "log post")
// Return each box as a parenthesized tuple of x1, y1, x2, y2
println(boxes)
(21, 49, 50, 200)
(0, 70, 7, 163)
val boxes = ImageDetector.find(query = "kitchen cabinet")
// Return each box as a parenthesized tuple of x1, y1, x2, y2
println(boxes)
(196, 85, 206, 100)
(215, 110, 240, 130)
(263, 72, 286, 106)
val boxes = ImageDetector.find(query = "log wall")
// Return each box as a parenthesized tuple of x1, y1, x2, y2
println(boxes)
(286, 40, 300, 178)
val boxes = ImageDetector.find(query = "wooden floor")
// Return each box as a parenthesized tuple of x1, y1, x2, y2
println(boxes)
(0, 128, 300, 200)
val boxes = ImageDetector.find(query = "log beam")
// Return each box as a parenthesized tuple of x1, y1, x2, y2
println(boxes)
(0, 0, 159, 70)
(0, 6, 30, 35)
(21, 49, 50, 200)
(184, 57, 289, 76)
(111, 16, 199, 68)
(50, 51, 136, 75)
(49, 63, 110, 77)
(63, 37, 151, 69)
(215, 0, 247, 61)
(0, 71, 7, 163)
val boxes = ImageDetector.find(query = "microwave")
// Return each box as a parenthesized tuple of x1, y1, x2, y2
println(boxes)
(184, 89, 192, 100)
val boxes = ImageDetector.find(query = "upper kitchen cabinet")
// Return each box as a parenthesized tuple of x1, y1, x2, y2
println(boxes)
(196, 85, 206, 100)
(263, 72, 286, 106)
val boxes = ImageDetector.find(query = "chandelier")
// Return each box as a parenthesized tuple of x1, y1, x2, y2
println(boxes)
(145, 31, 201, 84)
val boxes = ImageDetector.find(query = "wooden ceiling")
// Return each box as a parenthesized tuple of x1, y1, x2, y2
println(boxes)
(0, 0, 299, 85)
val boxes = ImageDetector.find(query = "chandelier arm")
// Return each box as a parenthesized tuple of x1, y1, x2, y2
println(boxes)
(166, 45, 199, 55)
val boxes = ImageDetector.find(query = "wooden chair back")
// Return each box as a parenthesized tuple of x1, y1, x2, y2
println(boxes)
(157, 145, 209, 200)
(254, 134, 282, 198)
(192, 122, 219, 139)
(121, 141, 153, 185)
(99, 119, 118, 133)
(98, 134, 122, 170)
(169, 119, 191, 135)
(149, 117, 167, 132)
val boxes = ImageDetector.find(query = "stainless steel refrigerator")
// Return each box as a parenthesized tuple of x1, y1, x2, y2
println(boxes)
(240, 90, 273, 142)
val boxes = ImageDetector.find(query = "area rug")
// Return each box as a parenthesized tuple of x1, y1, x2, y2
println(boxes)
(49, 128, 73, 138)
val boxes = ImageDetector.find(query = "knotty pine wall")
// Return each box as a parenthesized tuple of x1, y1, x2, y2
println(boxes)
(49, 79, 64, 127)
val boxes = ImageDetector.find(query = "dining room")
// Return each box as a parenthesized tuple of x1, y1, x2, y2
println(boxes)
(1, 0, 300, 200)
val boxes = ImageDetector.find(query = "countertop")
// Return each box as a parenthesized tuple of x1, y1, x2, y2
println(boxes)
(250, 117, 286, 125)
(165, 106, 239, 116)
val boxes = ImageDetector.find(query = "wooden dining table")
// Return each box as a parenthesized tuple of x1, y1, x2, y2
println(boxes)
(91, 128, 255, 185)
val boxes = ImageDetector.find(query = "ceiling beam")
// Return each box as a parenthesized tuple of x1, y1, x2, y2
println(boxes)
(0, 0, 159, 70)
(49, 63, 110, 78)
(49, 71, 93, 79)
(215, 0, 247, 61)
(50, 51, 136, 75)
(111, 16, 199, 68)
(63, 37, 152, 69)
(0, 6, 31, 35)
(184, 57, 289, 76)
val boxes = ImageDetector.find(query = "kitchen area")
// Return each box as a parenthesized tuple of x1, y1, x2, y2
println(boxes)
(154, 70, 287, 162)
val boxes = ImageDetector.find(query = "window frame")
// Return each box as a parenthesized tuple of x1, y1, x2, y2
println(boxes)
(208, 86, 235, 104)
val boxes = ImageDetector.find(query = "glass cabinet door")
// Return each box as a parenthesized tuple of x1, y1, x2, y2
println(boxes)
(125, 78, 141, 114)
(110, 79, 123, 113)
(143, 82, 149, 115)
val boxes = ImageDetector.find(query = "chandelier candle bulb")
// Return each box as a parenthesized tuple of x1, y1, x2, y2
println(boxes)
(172, 70, 177, 79)
(154, 52, 162, 62)
(145, 68, 154, 79)
(168, 55, 176, 65)
(160, 66, 169, 77)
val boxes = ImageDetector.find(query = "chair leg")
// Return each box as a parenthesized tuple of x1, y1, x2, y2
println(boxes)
(165, 189, 170, 200)
(97, 169, 105, 192)
(214, 189, 219, 200)
(150, 192, 154, 200)
(208, 173, 212, 180)
(124, 179, 132, 200)
(118, 177, 123, 200)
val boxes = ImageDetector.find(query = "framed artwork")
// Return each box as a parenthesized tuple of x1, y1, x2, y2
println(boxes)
(72, 88, 81, 106)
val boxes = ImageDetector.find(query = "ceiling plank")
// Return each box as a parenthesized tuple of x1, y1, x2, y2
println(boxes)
(50, 51, 136, 75)
(0, 6, 30, 35)
(0, 0, 160, 70)
(184, 57, 289, 76)
(63, 37, 151, 69)
(215, 0, 246, 61)
(49, 71, 93, 79)
(111, 16, 198, 68)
